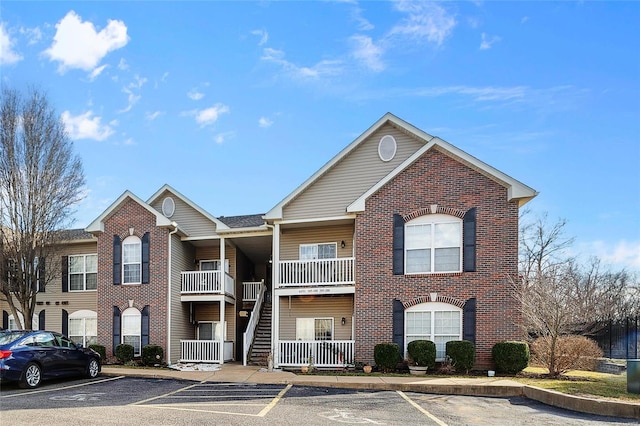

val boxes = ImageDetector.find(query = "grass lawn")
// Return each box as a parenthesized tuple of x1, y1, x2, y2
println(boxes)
(513, 367, 640, 402)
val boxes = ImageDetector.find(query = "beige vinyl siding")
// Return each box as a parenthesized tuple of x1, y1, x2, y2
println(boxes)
(283, 124, 424, 220)
(150, 190, 217, 237)
(278, 295, 354, 340)
(280, 225, 354, 261)
(194, 302, 236, 343)
(195, 245, 237, 279)
(169, 234, 195, 363)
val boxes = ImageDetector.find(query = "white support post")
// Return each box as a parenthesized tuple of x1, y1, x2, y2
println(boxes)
(272, 223, 280, 367)
(219, 237, 226, 364)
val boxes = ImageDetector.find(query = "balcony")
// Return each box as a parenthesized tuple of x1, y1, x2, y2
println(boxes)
(278, 257, 354, 287)
(180, 340, 234, 363)
(277, 340, 354, 367)
(180, 270, 235, 301)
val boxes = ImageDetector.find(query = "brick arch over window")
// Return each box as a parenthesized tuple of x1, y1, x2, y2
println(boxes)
(402, 295, 466, 309)
(402, 205, 467, 222)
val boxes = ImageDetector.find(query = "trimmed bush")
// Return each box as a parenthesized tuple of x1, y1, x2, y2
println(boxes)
(141, 345, 164, 366)
(492, 341, 530, 374)
(446, 340, 475, 373)
(531, 335, 603, 377)
(115, 343, 134, 363)
(88, 344, 106, 361)
(374, 343, 402, 373)
(407, 340, 436, 368)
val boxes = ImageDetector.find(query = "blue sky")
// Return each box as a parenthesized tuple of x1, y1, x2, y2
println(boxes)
(1, 1, 638, 271)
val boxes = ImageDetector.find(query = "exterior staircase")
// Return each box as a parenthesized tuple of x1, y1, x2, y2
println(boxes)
(249, 301, 272, 365)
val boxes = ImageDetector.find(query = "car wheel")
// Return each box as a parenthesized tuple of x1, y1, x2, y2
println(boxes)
(20, 362, 42, 389)
(86, 358, 100, 378)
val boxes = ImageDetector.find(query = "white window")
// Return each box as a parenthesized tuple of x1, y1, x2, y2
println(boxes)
(299, 243, 337, 260)
(8, 313, 38, 331)
(122, 307, 141, 355)
(296, 318, 333, 341)
(69, 254, 97, 291)
(69, 310, 97, 347)
(405, 214, 462, 274)
(197, 321, 227, 340)
(123, 236, 141, 284)
(200, 260, 229, 273)
(405, 302, 462, 360)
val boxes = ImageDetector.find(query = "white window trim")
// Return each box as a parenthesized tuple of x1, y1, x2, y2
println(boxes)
(199, 259, 229, 273)
(69, 254, 97, 292)
(404, 214, 463, 274)
(68, 310, 97, 347)
(295, 317, 334, 341)
(122, 236, 142, 285)
(299, 242, 337, 260)
(405, 302, 462, 361)
(197, 321, 227, 341)
(122, 307, 142, 355)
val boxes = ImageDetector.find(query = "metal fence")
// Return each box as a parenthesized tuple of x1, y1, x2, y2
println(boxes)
(585, 316, 639, 359)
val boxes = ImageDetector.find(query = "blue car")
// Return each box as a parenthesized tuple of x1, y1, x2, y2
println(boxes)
(0, 330, 101, 388)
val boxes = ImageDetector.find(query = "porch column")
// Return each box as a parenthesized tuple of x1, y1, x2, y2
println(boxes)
(220, 237, 225, 364)
(272, 223, 280, 367)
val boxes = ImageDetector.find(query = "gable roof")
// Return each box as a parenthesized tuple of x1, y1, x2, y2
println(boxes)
(218, 214, 265, 229)
(85, 190, 175, 233)
(264, 112, 432, 220)
(147, 184, 230, 231)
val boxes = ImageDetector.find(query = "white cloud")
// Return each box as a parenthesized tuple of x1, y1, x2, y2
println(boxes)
(119, 75, 147, 113)
(261, 47, 342, 79)
(187, 88, 204, 100)
(352, 6, 374, 31)
(480, 33, 501, 50)
(89, 64, 108, 80)
(182, 104, 230, 127)
(20, 26, 43, 45)
(583, 240, 640, 270)
(389, 1, 456, 46)
(258, 117, 273, 128)
(62, 110, 114, 141)
(251, 29, 268, 46)
(413, 85, 527, 102)
(213, 131, 235, 144)
(0, 23, 23, 65)
(117, 58, 129, 70)
(350, 35, 385, 72)
(43, 11, 129, 73)
(145, 111, 163, 121)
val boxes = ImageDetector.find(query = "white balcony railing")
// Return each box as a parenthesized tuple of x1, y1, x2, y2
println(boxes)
(243, 281, 264, 302)
(181, 271, 235, 297)
(277, 340, 354, 367)
(278, 257, 354, 287)
(180, 340, 234, 363)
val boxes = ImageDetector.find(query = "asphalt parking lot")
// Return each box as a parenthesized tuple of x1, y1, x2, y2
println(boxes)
(0, 376, 635, 425)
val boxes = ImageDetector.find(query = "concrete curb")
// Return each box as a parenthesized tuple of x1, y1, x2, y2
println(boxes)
(524, 385, 640, 420)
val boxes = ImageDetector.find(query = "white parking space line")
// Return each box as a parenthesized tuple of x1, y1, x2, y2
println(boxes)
(397, 391, 448, 426)
(1, 376, 125, 398)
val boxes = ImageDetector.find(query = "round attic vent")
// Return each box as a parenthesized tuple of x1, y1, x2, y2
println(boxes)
(378, 135, 397, 162)
(161, 196, 175, 218)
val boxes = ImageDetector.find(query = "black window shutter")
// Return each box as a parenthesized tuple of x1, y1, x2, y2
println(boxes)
(61, 256, 69, 292)
(141, 232, 150, 284)
(463, 298, 476, 344)
(38, 257, 45, 293)
(392, 299, 405, 352)
(113, 235, 121, 285)
(141, 305, 150, 347)
(113, 306, 121, 355)
(2, 311, 8, 329)
(463, 208, 477, 272)
(62, 310, 68, 336)
(38, 310, 45, 330)
(392, 214, 405, 275)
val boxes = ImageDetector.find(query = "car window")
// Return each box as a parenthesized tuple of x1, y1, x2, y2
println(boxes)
(0, 331, 29, 345)
(34, 332, 56, 347)
(55, 335, 76, 348)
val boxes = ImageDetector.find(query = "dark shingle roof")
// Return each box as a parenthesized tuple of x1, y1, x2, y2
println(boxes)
(217, 214, 265, 228)
(59, 228, 95, 241)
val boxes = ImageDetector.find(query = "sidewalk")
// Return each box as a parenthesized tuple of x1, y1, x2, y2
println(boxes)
(101, 362, 639, 420)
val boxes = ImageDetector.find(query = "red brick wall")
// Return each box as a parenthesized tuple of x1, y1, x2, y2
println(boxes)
(354, 148, 522, 368)
(96, 198, 169, 360)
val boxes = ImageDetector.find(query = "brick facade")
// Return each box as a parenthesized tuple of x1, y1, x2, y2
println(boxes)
(96, 198, 169, 360)
(354, 148, 522, 367)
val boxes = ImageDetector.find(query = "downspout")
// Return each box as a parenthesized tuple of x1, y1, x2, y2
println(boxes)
(167, 222, 178, 364)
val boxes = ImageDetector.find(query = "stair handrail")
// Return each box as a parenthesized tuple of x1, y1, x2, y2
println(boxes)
(243, 280, 266, 366)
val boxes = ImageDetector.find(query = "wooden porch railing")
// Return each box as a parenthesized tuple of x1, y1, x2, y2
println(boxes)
(278, 258, 354, 287)
(180, 340, 234, 363)
(277, 340, 354, 367)
(181, 271, 235, 296)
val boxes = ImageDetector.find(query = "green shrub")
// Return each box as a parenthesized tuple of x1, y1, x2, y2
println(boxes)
(492, 341, 530, 374)
(88, 344, 106, 360)
(141, 345, 164, 366)
(374, 343, 402, 373)
(446, 340, 475, 373)
(115, 344, 134, 363)
(407, 340, 436, 368)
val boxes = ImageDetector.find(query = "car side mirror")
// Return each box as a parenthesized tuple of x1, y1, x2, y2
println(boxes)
(76, 343, 84, 349)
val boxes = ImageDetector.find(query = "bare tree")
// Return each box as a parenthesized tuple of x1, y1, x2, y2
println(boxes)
(0, 86, 85, 330)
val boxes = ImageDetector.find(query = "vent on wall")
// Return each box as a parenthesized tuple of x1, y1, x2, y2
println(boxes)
(378, 135, 397, 162)
(162, 196, 175, 218)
